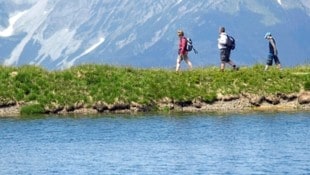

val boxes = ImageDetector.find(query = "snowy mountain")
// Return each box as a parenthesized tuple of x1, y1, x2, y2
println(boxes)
(0, 0, 309, 69)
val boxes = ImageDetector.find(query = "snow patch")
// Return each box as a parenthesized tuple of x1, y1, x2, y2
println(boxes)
(60, 37, 105, 69)
(35, 28, 79, 63)
(3, 0, 50, 66)
(83, 37, 105, 56)
(116, 33, 137, 49)
(144, 25, 169, 49)
(0, 10, 29, 37)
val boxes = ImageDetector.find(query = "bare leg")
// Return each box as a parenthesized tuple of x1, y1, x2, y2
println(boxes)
(227, 61, 235, 66)
(231, 61, 240, 70)
(220, 63, 225, 71)
(227, 61, 238, 69)
(184, 59, 193, 70)
(176, 55, 182, 71)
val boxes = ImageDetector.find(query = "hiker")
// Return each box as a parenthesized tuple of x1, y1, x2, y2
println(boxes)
(176, 30, 193, 71)
(264, 32, 281, 71)
(217, 27, 238, 71)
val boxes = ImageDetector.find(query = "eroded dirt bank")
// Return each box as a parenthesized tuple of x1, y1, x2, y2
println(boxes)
(1, 91, 309, 117)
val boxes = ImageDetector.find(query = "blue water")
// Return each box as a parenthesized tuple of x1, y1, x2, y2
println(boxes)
(0, 112, 309, 175)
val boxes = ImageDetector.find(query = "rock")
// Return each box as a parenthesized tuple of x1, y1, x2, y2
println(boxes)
(265, 95, 280, 105)
(158, 97, 173, 104)
(64, 101, 84, 112)
(242, 93, 265, 106)
(158, 103, 174, 110)
(277, 93, 298, 101)
(74, 101, 84, 109)
(192, 99, 203, 108)
(130, 102, 142, 108)
(175, 101, 192, 107)
(298, 91, 310, 104)
(93, 101, 109, 112)
(8, 100, 17, 106)
(109, 102, 130, 111)
(0, 97, 16, 108)
(130, 102, 154, 112)
(157, 97, 174, 110)
(65, 105, 75, 112)
(249, 95, 265, 107)
(45, 103, 64, 114)
(0, 100, 16, 108)
(217, 95, 240, 102)
(130, 102, 143, 112)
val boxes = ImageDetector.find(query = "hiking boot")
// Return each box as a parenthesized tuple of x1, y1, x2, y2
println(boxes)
(233, 66, 239, 71)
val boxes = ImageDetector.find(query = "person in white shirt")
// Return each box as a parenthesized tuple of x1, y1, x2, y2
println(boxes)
(218, 27, 238, 71)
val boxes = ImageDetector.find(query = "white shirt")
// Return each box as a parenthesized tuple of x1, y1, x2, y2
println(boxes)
(218, 32, 228, 49)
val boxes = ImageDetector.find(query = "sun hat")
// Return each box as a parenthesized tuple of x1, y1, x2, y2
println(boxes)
(264, 32, 272, 39)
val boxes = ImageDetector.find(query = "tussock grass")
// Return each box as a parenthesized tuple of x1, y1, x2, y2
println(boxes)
(20, 103, 45, 115)
(0, 64, 309, 114)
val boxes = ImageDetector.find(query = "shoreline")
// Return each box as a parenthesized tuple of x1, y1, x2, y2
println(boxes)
(1, 65, 309, 117)
(1, 92, 309, 117)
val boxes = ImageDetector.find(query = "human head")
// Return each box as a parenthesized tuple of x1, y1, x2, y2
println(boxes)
(264, 32, 272, 39)
(219, 26, 225, 34)
(177, 30, 184, 37)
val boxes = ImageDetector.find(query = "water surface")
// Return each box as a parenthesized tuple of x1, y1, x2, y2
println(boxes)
(0, 112, 309, 174)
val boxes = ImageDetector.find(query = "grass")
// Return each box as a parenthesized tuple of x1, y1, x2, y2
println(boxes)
(20, 103, 45, 115)
(0, 64, 309, 114)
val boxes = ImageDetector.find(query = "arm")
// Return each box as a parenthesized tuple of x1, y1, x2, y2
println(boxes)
(270, 39, 278, 55)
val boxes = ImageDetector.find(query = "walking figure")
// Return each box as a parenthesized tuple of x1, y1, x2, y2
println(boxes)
(264, 32, 281, 71)
(176, 30, 193, 71)
(218, 27, 238, 71)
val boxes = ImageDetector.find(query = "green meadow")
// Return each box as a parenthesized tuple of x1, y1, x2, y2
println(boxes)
(0, 64, 309, 115)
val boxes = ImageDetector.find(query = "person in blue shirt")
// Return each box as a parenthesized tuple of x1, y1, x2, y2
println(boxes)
(264, 32, 281, 71)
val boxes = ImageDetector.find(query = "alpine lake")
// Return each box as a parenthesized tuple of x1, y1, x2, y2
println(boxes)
(0, 111, 309, 174)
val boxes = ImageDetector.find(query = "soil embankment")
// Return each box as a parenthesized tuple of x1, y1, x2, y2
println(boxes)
(1, 91, 309, 117)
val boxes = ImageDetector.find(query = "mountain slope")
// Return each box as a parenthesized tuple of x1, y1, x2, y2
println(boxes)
(0, 0, 309, 69)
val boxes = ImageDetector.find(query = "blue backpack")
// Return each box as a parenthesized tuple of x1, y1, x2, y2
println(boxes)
(186, 37, 198, 54)
(226, 35, 235, 50)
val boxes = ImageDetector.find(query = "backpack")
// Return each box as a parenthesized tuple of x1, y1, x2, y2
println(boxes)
(185, 37, 198, 54)
(226, 35, 235, 50)
(186, 38, 193, 52)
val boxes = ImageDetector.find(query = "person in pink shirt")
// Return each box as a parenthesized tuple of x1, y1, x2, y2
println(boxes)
(176, 30, 193, 71)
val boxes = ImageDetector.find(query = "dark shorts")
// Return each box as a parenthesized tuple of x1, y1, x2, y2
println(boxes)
(266, 54, 280, 66)
(220, 48, 231, 63)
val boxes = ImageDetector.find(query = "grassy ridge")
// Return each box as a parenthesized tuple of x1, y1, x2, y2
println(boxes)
(0, 64, 309, 114)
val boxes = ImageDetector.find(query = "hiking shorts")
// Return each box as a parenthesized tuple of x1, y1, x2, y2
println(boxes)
(266, 54, 280, 66)
(220, 48, 231, 63)
(177, 54, 189, 61)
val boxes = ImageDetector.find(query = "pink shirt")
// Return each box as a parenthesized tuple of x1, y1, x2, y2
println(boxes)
(179, 36, 188, 55)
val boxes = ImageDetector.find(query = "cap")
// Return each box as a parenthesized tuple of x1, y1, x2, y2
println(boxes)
(219, 26, 225, 33)
(264, 32, 271, 39)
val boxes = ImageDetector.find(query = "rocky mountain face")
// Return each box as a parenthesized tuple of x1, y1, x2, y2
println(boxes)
(0, 0, 309, 69)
